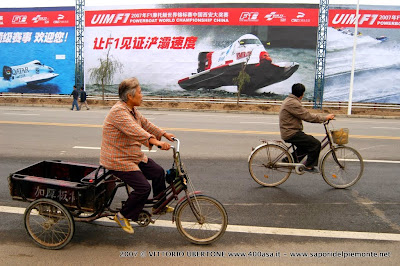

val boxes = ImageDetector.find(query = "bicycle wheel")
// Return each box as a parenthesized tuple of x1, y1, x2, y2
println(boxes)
(175, 195, 228, 245)
(321, 146, 364, 189)
(24, 198, 75, 250)
(248, 144, 292, 187)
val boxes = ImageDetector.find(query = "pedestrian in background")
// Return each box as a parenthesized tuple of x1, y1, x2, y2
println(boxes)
(70, 85, 80, 111)
(79, 87, 90, 110)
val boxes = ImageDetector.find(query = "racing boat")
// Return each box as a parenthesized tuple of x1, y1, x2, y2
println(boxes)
(333, 27, 388, 42)
(2, 60, 59, 85)
(178, 34, 299, 94)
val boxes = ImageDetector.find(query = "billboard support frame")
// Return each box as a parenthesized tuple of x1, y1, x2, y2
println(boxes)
(313, 0, 329, 109)
(75, 0, 85, 90)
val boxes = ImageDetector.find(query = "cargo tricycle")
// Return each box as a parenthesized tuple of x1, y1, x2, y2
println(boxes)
(9, 138, 228, 249)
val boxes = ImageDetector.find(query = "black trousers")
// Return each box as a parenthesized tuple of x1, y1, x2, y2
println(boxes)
(110, 158, 166, 220)
(285, 131, 321, 168)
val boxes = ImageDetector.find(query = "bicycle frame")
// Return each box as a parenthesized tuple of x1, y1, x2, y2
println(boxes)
(75, 138, 202, 224)
(270, 120, 344, 174)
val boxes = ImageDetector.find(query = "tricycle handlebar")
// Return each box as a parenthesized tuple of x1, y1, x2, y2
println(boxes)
(171, 137, 180, 153)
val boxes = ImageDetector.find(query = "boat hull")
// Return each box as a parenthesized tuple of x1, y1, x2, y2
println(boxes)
(178, 61, 299, 94)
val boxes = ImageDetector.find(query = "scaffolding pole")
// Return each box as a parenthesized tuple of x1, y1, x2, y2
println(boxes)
(75, 0, 85, 89)
(313, 0, 329, 109)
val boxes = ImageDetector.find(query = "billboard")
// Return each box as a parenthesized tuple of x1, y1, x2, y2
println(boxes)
(0, 7, 75, 94)
(85, 4, 319, 98)
(325, 6, 400, 104)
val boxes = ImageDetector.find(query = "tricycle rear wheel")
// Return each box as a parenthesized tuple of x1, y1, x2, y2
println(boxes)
(24, 198, 75, 249)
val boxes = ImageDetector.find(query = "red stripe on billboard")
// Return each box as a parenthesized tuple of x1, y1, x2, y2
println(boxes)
(0, 10, 75, 28)
(329, 9, 400, 28)
(85, 8, 318, 27)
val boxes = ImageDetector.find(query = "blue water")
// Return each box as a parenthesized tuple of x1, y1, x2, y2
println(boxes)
(0, 27, 75, 94)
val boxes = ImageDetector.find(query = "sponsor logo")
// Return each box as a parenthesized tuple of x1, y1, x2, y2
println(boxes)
(236, 51, 252, 60)
(0, 16, 3, 25)
(53, 13, 70, 24)
(12, 15, 28, 24)
(239, 12, 259, 22)
(291, 11, 311, 23)
(264, 11, 286, 22)
(12, 67, 29, 77)
(32, 15, 49, 24)
(90, 13, 131, 24)
(331, 13, 379, 25)
(297, 12, 305, 18)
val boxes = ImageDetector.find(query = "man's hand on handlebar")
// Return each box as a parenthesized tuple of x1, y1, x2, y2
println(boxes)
(326, 114, 335, 120)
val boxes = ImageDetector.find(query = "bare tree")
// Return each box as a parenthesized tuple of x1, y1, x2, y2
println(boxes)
(89, 45, 123, 102)
(233, 62, 250, 106)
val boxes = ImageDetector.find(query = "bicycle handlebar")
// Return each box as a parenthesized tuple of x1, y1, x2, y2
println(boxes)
(156, 137, 179, 151)
(323, 118, 335, 125)
(171, 137, 180, 153)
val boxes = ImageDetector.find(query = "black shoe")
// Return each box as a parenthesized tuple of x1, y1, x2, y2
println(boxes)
(304, 167, 319, 173)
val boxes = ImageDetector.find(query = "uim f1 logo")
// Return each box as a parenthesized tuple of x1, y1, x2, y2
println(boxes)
(12, 15, 27, 24)
(239, 12, 259, 22)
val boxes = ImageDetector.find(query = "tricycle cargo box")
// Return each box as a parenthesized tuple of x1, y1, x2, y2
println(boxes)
(9, 160, 116, 212)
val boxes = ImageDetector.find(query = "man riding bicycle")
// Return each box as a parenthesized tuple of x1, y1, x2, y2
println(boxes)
(279, 83, 335, 173)
(100, 77, 175, 234)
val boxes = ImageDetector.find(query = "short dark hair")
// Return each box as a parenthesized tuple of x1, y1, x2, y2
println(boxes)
(119, 77, 139, 102)
(292, 83, 305, 97)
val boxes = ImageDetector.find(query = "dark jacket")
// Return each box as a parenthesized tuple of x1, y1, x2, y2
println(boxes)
(80, 90, 87, 102)
(71, 89, 79, 100)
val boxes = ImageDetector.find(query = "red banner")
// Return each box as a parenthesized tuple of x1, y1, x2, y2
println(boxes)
(0, 10, 75, 28)
(85, 8, 319, 27)
(329, 9, 400, 28)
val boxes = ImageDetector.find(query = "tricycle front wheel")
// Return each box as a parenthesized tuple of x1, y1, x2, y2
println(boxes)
(24, 198, 75, 249)
(175, 195, 228, 245)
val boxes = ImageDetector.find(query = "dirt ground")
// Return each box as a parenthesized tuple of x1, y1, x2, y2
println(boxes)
(1, 96, 400, 118)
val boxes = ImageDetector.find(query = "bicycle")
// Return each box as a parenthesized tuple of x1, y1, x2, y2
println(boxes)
(248, 120, 364, 188)
(9, 138, 228, 249)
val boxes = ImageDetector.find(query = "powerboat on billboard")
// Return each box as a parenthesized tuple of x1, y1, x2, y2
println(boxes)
(178, 34, 299, 95)
(2, 60, 59, 86)
(333, 27, 388, 42)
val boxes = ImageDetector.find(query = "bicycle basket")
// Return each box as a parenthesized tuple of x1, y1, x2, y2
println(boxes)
(331, 128, 349, 145)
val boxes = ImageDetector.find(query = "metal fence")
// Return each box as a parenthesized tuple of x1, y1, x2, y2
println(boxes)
(1, 92, 400, 110)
